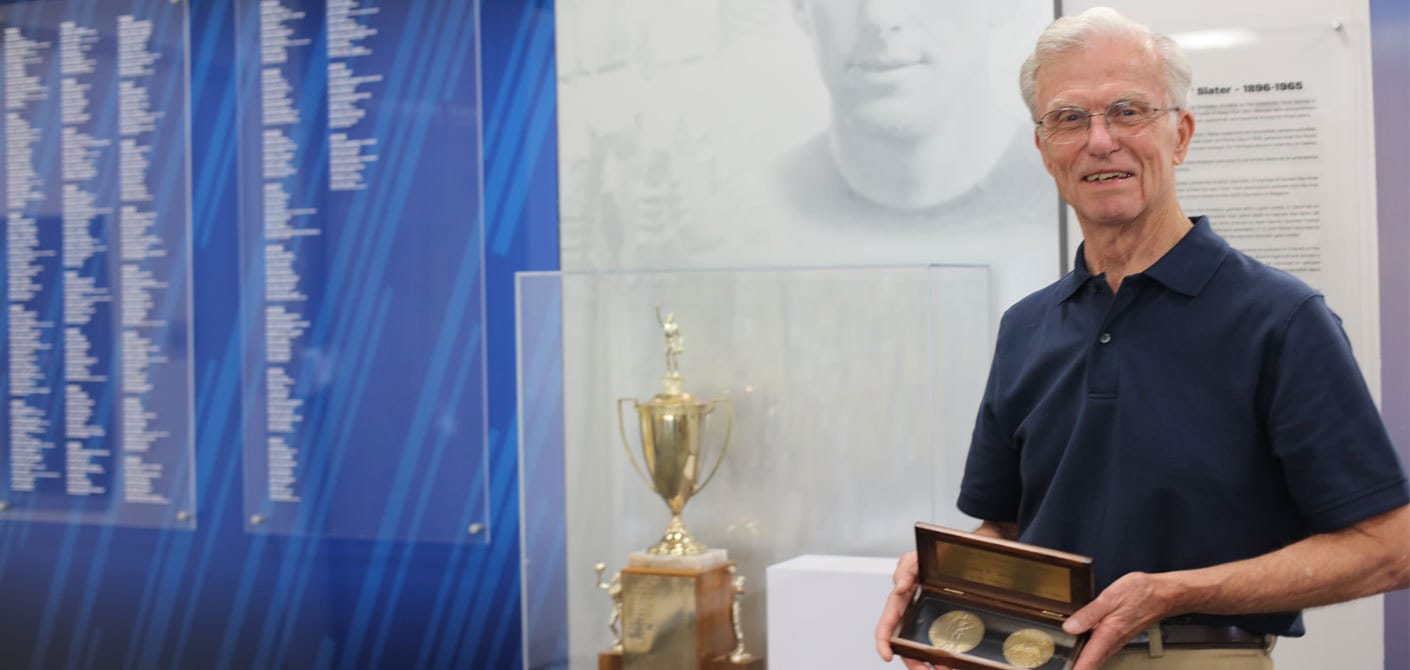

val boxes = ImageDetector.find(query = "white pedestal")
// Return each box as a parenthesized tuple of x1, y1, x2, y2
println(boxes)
(765, 554, 898, 670)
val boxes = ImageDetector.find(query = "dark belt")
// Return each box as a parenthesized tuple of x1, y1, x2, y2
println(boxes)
(1125, 624, 1272, 649)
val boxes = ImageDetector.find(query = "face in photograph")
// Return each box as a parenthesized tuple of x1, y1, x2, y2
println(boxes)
(793, 0, 990, 140)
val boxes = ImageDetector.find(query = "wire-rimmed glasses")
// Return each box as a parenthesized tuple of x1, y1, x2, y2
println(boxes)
(1036, 100, 1180, 145)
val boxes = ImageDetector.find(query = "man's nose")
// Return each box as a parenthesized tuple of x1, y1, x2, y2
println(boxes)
(1084, 114, 1120, 154)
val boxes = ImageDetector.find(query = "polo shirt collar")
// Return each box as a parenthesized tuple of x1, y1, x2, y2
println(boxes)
(1142, 216, 1226, 296)
(1054, 256, 1091, 303)
(1057, 216, 1226, 302)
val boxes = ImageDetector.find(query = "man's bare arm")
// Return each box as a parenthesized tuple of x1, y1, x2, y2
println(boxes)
(1066, 504, 1410, 670)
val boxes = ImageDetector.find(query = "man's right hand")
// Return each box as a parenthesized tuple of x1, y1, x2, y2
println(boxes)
(873, 551, 944, 669)
(875, 523, 1017, 668)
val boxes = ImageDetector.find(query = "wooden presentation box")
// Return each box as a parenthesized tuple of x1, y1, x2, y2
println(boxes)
(889, 523, 1093, 670)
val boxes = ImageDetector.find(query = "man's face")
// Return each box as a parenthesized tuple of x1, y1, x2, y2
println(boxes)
(798, 0, 987, 139)
(1032, 38, 1193, 228)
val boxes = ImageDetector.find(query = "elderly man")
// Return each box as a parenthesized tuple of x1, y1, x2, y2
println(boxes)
(875, 7, 1410, 670)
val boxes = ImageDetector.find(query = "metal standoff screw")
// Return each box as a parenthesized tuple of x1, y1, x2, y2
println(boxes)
(250, 514, 265, 526)
(1331, 19, 1344, 31)
(468, 523, 485, 535)
(0, 501, 9, 511)
(176, 511, 191, 522)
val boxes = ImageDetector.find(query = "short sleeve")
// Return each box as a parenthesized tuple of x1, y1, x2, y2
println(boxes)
(1264, 296, 1410, 533)
(957, 314, 1024, 523)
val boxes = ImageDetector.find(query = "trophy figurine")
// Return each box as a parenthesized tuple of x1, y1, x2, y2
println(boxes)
(596, 307, 762, 670)
(726, 564, 758, 665)
(617, 306, 733, 556)
(593, 563, 624, 653)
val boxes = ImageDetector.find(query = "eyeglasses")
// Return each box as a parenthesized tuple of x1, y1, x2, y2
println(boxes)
(1036, 101, 1180, 144)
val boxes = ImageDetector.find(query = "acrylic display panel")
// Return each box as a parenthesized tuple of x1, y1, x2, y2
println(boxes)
(0, 0, 196, 530)
(518, 266, 994, 669)
(234, 0, 488, 542)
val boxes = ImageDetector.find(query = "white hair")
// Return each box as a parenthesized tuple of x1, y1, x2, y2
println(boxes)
(1019, 7, 1192, 118)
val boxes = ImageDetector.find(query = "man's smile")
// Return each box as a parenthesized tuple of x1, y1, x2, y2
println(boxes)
(1082, 171, 1134, 183)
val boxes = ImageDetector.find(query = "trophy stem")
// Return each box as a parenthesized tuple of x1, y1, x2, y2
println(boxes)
(648, 512, 707, 556)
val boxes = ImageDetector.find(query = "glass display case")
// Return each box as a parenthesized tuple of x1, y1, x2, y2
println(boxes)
(517, 265, 994, 669)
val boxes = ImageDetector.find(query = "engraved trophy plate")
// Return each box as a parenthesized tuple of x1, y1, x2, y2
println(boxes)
(622, 571, 702, 667)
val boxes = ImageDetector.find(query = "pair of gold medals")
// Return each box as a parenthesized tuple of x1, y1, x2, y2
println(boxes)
(927, 610, 1056, 668)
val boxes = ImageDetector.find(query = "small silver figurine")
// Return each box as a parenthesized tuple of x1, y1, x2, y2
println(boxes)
(593, 562, 624, 653)
(727, 564, 755, 664)
(657, 305, 685, 376)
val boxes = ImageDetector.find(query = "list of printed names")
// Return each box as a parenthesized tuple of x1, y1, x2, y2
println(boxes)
(4, 12, 187, 510)
(257, 0, 383, 503)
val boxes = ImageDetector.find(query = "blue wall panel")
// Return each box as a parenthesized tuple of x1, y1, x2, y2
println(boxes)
(1371, 0, 1410, 666)
(0, 0, 558, 667)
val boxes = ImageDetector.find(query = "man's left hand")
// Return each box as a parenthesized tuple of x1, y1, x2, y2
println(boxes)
(1061, 572, 1179, 670)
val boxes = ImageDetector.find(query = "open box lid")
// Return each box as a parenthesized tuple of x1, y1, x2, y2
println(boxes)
(914, 523, 1094, 618)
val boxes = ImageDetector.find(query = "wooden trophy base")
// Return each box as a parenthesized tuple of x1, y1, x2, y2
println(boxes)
(603, 649, 767, 670)
(597, 553, 767, 669)
(618, 560, 733, 667)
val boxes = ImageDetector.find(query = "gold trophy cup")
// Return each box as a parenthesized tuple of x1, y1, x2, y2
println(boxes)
(598, 307, 761, 670)
(617, 307, 733, 556)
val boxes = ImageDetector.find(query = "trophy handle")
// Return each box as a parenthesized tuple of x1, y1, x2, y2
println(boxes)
(616, 398, 655, 490)
(694, 397, 734, 494)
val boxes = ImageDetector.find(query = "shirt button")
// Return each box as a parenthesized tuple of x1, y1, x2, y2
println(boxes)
(1088, 283, 1100, 294)
(1099, 332, 1112, 344)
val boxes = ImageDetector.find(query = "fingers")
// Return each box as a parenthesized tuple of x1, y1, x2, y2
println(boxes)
(876, 552, 921, 661)
(874, 626, 894, 661)
(1069, 572, 1177, 670)
(1071, 624, 1128, 670)
(1062, 596, 1110, 635)
(873, 584, 910, 659)
(894, 551, 918, 587)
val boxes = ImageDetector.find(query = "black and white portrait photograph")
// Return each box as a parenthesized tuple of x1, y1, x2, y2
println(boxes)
(557, 0, 1059, 310)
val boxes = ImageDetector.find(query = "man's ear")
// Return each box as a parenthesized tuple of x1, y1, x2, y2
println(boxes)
(792, 0, 813, 36)
(1173, 110, 1195, 163)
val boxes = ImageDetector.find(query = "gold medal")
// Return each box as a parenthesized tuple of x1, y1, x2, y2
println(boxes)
(927, 610, 985, 653)
(1002, 628, 1055, 668)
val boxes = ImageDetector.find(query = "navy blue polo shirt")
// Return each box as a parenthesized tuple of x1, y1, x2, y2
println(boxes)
(957, 217, 1409, 636)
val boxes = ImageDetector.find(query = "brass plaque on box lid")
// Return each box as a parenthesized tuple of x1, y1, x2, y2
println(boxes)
(916, 523, 1092, 615)
(934, 542, 1073, 603)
